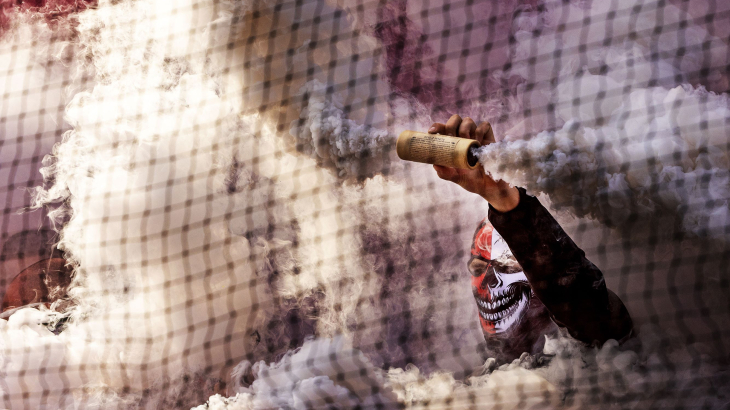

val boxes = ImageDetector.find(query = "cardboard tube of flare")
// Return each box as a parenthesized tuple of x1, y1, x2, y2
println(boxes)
(396, 131, 481, 169)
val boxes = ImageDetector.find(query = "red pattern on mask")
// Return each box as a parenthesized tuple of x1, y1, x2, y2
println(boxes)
(472, 271, 491, 300)
(471, 219, 497, 334)
(473, 270, 496, 334)
(471, 218, 492, 260)
(479, 316, 496, 334)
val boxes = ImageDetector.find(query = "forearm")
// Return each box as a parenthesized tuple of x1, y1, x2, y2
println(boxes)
(487, 188, 633, 345)
(479, 181, 520, 213)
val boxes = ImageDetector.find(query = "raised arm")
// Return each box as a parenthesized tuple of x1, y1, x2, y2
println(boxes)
(430, 114, 632, 346)
(488, 188, 633, 345)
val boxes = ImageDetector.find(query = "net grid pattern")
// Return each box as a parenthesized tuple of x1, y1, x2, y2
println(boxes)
(1, 0, 730, 408)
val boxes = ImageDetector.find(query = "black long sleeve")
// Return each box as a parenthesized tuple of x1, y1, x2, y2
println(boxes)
(488, 188, 633, 346)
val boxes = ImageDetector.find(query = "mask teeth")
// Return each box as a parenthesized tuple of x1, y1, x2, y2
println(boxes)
(480, 289, 529, 330)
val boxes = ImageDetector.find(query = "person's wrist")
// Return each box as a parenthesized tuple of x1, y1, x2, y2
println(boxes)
(480, 183, 520, 213)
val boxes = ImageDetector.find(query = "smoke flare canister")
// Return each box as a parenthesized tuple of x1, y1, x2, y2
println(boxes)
(396, 131, 481, 169)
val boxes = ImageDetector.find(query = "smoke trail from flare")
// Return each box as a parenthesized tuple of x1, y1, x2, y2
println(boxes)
(3, 0, 730, 409)
(5, 0, 486, 407)
(476, 0, 730, 239)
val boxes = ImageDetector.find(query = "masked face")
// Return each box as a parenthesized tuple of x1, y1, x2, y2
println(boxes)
(469, 220, 532, 335)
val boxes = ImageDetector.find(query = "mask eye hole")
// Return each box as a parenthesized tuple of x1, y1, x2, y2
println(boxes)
(492, 261, 522, 274)
(468, 257, 490, 277)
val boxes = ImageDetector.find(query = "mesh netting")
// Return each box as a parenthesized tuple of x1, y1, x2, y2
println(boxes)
(1, 0, 730, 408)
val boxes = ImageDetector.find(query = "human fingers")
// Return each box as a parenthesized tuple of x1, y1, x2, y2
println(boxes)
(444, 114, 462, 136)
(476, 121, 495, 145)
(428, 123, 446, 134)
(459, 117, 477, 140)
(475, 122, 489, 145)
(433, 164, 458, 182)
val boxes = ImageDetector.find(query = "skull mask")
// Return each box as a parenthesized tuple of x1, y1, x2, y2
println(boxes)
(469, 219, 532, 335)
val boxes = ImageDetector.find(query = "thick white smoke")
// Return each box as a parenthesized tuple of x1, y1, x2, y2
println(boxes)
(194, 325, 729, 410)
(3, 0, 730, 408)
(476, 0, 730, 239)
(288, 80, 391, 178)
(192, 337, 400, 410)
(2, 0, 486, 407)
(5, 2, 271, 406)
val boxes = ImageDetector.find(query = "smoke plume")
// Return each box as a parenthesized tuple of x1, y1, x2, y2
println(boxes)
(2, 0, 730, 409)
(476, 0, 730, 240)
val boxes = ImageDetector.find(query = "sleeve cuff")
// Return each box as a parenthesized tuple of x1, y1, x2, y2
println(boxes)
(488, 187, 532, 225)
